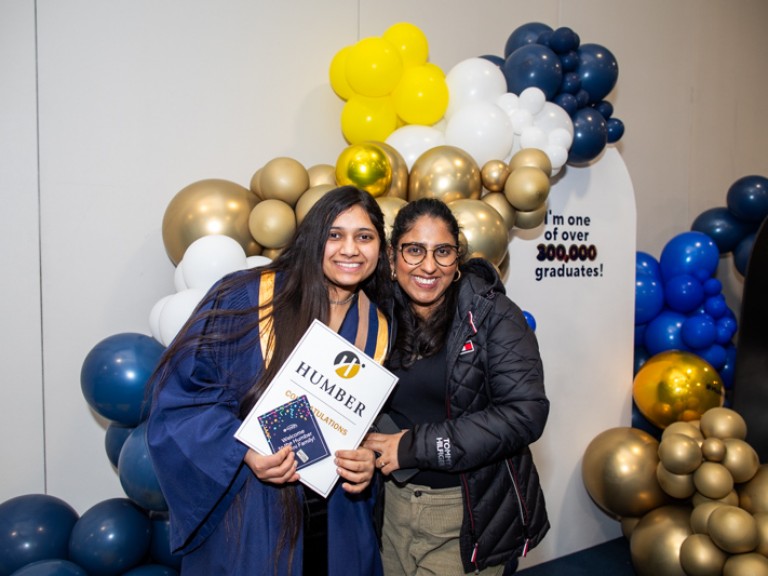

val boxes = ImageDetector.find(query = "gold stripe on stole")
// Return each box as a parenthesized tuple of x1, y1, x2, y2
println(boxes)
(372, 308, 389, 364)
(258, 271, 276, 367)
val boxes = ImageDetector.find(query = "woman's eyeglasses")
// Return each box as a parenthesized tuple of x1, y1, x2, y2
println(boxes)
(398, 242, 460, 267)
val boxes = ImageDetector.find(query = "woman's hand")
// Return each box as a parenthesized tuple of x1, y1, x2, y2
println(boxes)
(363, 431, 406, 476)
(335, 447, 376, 494)
(244, 445, 299, 485)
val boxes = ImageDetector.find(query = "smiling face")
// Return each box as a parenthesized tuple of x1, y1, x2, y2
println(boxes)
(393, 215, 459, 319)
(322, 204, 381, 301)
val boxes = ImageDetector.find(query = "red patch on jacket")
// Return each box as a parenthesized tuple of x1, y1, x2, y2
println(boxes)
(460, 340, 475, 355)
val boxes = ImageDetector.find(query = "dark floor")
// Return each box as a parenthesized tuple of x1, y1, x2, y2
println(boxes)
(517, 537, 636, 575)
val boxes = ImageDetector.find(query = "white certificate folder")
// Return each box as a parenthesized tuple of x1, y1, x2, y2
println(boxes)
(235, 319, 398, 497)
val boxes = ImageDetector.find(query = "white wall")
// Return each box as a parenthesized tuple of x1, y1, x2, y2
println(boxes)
(2, 0, 767, 566)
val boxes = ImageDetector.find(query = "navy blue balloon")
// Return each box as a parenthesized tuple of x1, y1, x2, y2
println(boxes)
(575, 89, 590, 108)
(553, 93, 578, 116)
(691, 207, 755, 254)
(733, 232, 756, 276)
(644, 310, 687, 355)
(0, 494, 79, 575)
(606, 118, 625, 144)
(659, 231, 719, 283)
(559, 71, 581, 95)
(9, 560, 87, 576)
(575, 43, 619, 103)
(726, 175, 768, 222)
(631, 402, 662, 440)
(634, 346, 651, 375)
(149, 514, 182, 570)
(634, 323, 647, 345)
(664, 274, 705, 313)
(568, 108, 607, 164)
(719, 345, 737, 390)
(560, 50, 580, 72)
(536, 30, 553, 47)
(681, 314, 717, 350)
(636, 251, 662, 279)
(118, 422, 168, 512)
(68, 498, 150, 576)
(549, 27, 580, 54)
(593, 100, 614, 119)
(522, 310, 537, 331)
(503, 22, 553, 57)
(122, 566, 179, 576)
(479, 54, 505, 67)
(105, 423, 134, 469)
(635, 275, 664, 324)
(503, 44, 563, 100)
(80, 333, 165, 426)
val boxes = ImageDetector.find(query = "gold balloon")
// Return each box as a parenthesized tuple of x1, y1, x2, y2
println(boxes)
(495, 251, 510, 281)
(248, 199, 296, 249)
(663, 421, 704, 443)
(504, 166, 551, 211)
(679, 533, 728, 576)
(702, 438, 726, 462)
(375, 196, 408, 241)
(295, 184, 335, 224)
(700, 407, 748, 441)
(658, 433, 703, 475)
(723, 553, 768, 576)
(261, 247, 283, 260)
(259, 157, 310, 207)
(481, 192, 516, 230)
(250, 168, 264, 199)
(513, 202, 547, 230)
(372, 141, 409, 199)
(448, 199, 509, 266)
(693, 490, 739, 508)
(162, 178, 261, 265)
(722, 439, 760, 483)
(657, 463, 696, 500)
(408, 145, 482, 203)
(481, 159, 510, 192)
(691, 501, 726, 534)
(509, 147, 553, 177)
(622, 517, 641, 539)
(739, 465, 768, 514)
(753, 512, 768, 556)
(307, 164, 337, 188)
(708, 505, 759, 554)
(629, 505, 693, 576)
(582, 427, 669, 519)
(633, 351, 725, 429)
(336, 142, 393, 197)
(694, 462, 735, 500)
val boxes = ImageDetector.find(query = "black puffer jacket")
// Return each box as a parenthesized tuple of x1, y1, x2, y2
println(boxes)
(396, 258, 550, 572)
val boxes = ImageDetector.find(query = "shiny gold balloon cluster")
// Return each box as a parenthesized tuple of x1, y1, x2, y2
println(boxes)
(582, 408, 768, 576)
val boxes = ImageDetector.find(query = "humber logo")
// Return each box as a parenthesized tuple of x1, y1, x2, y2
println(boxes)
(333, 351, 364, 379)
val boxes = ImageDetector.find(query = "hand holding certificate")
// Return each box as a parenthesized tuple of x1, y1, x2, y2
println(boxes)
(236, 319, 398, 497)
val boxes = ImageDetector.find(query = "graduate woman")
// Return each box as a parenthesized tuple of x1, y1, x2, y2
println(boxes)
(364, 198, 549, 575)
(147, 186, 392, 575)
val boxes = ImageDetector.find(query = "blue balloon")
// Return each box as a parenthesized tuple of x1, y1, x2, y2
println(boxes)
(149, 513, 182, 570)
(659, 231, 719, 283)
(635, 275, 664, 324)
(553, 93, 578, 116)
(698, 344, 727, 371)
(644, 310, 687, 355)
(593, 100, 614, 119)
(479, 54, 505, 67)
(634, 323, 647, 345)
(703, 277, 722, 296)
(80, 333, 165, 425)
(105, 423, 134, 469)
(503, 44, 563, 99)
(560, 50, 580, 72)
(549, 27, 580, 54)
(68, 498, 150, 576)
(122, 566, 179, 576)
(0, 494, 79, 575)
(575, 43, 619, 103)
(631, 402, 662, 440)
(522, 310, 537, 331)
(715, 316, 738, 345)
(559, 72, 581, 95)
(118, 422, 168, 512)
(634, 346, 651, 375)
(9, 560, 87, 576)
(606, 118, 625, 144)
(726, 175, 768, 222)
(664, 274, 705, 313)
(691, 207, 755, 254)
(719, 345, 738, 390)
(503, 22, 553, 57)
(681, 314, 717, 349)
(575, 89, 590, 108)
(733, 232, 756, 276)
(704, 294, 728, 319)
(636, 251, 662, 279)
(567, 108, 607, 164)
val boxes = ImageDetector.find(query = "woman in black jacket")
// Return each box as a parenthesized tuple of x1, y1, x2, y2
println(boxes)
(364, 198, 549, 575)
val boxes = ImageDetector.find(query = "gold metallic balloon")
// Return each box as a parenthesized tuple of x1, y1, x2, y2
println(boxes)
(753, 511, 768, 556)
(513, 202, 547, 230)
(657, 463, 696, 500)
(702, 438, 726, 462)
(633, 351, 725, 429)
(691, 501, 726, 534)
(372, 141, 409, 199)
(250, 168, 264, 199)
(481, 159, 510, 192)
(248, 199, 296, 249)
(307, 164, 337, 188)
(663, 421, 704, 443)
(448, 199, 509, 266)
(740, 465, 768, 514)
(694, 462, 734, 500)
(261, 247, 283, 260)
(495, 251, 510, 281)
(708, 505, 759, 554)
(259, 157, 310, 207)
(162, 178, 261, 265)
(375, 196, 408, 241)
(481, 192, 516, 230)
(700, 407, 748, 441)
(504, 166, 551, 211)
(509, 148, 553, 177)
(693, 490, 739, 508)
(582, 427, 669, 519)
(408, 145, 482, 203)
(295, 184, 335, 224)
(658, 433, 703, 475)
(722, 439, 760, 483)
(679, 533, 728, 576)
(723, 553, 768, 576)
(622, 517, 641, 539)
(336, 142, 393, 197)
(629, 505, 693, 576)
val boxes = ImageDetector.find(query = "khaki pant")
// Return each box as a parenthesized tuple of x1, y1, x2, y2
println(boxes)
(381, 481, 505, 576)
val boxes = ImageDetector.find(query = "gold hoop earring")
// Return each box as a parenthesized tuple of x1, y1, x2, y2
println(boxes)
(453, 270, 462, 283)
(391, 270, 397, 281)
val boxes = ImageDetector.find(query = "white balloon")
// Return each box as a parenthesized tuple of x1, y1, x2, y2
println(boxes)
(545, 144, 569, 171)
(173, 260, 187, 292)
(181, 234, 247, 292)
(148, 294, 173, 344)
(246, 255, 272, 269)
(548, 127, 574, 150)
(520, 126, 548, 150)
(158, 288, 207, 346)
(445, 101, 514, 167)
(509, 108, 534, 135)
(445, 58, 508, 119)
(496, 92, 520, 116)
(386, 125, 446, 170)
(518, 87, 546, 115)
(534, 102, 574, 137)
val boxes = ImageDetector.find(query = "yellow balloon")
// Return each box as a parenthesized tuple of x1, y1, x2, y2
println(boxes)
(329, 46, 353, 100)
(629, 505, 693, 576)
(408, 145, 482, 203)
(375, 196, 408, 241)
(295, 184, 335, 224)
(513, 202, 548, 230)
(633, 351, 725, 429)
(335, 142, 392, 197)
(382, 22, 429, 68)
(694, 462, 734, 500)
(582, 427, 669, 519)
(739, 465, 768, 513)
(708, 505, 759, 554)
(448, 199, 509, 266)
(341, 94, 398, 145)
(482, 192, 516, 230)
(371, 141, 409, 199)
(658, 433, 703, 475)
(679, 534, 728, 576)
(481, 159, 511, 192)
(307, 164, 337, 188)
(504, 166, 551, 211)
(392, 63, 448, 126)
(700, 407, 748, 441)
(723, 553, 768, 576)
(259, 157, 309, 207)
(248, 198, 296, 249)
(509, 147, 553, 176)
(162, 178, 260, 265)
(345, 36, 403, 97)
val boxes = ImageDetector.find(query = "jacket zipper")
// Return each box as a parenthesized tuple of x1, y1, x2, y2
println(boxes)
(506, 459, 531, 556)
